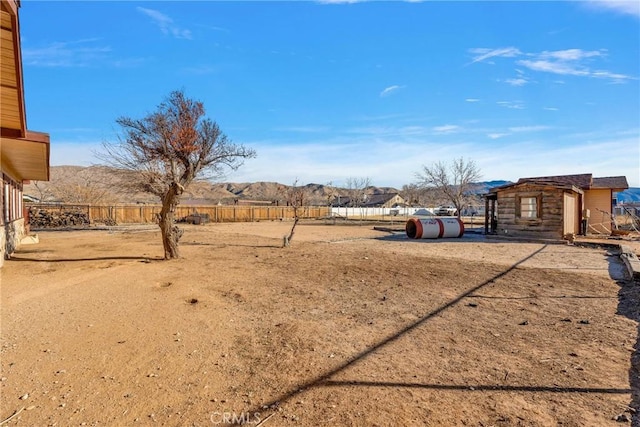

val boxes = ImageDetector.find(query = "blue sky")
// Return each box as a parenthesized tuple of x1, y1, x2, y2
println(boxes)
(19, 0, 640, 188)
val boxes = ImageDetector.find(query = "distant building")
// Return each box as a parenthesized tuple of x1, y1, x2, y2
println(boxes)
(485, 174, 628, 239)
(363, 193, 406, 208)
(332, 193, 406, 208)
(22, 194, 40, 203)
(1, 0, 51, 266)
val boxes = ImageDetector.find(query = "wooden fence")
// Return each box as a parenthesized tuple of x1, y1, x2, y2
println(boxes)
(27, 204, 330, 226)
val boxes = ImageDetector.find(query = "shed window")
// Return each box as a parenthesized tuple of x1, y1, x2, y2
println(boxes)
(520, 196, 538, 218)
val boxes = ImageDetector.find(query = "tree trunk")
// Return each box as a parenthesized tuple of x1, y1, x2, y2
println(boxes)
(159, 184, 183, 259)
(284, 217, 299, 247)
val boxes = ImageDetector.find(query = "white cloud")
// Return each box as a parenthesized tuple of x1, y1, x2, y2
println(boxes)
(432, 124, 461, 134)
(517, 49, 635, 83)
(379, 85, 405, 97)
(543, 107, 559, 111)
(273, 126, 330, 133)
(465, 98, 480, 102)
(507, 125, 552, 132)
(591, 70, 637, 83)
(497, 101, 525, 110)
(48, 127, 640, 188)
(487, 133, 509, 139)
(505, 78, 529, 86)
(585, 0, 640, 18)
(50, 141, 102, 167)
(469, 46, 635, 84)
(22, 39, 111, 67)
(231, 131, 640, 188)
(517, 59, 590, 76)
(137, 7, 192, 39)
(539, 48, 605, 61)
(467, 47, 521, 64)
(345, 125, 430, 138)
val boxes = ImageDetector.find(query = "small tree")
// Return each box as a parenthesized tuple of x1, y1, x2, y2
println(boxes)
(345, 176, 371, 207)
(50, 166, 120, 205)
(415, 157, 482, 218)
(324, 181, 339, 207)
(99, 90, 255, 259)
(400, 183, 423, 206)
(31, 180, 55, 203)
(283, 179, 308, 247)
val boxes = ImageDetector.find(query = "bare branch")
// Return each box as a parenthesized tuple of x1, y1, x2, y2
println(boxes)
(283, 179, 309, 247)
(97, 89, 256, 259)
(345, 177, 372, 207)
(415, 157, 482, 218)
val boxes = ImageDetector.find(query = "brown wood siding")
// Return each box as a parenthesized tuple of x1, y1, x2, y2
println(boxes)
(495, 185, 571, 239)
(0, 4, 25, 134)
(584, 189, 612, 234)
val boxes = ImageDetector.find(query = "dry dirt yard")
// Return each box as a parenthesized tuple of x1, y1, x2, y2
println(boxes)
(1, 221, 638, 427)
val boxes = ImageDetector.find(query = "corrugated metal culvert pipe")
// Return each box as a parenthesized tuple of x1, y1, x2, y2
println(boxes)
(405, 218, 465, 239)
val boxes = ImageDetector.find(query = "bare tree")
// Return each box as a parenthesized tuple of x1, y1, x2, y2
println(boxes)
(283, 179, 308, 247)
(345, 177, 371, 207)
(99, 90, 256, 259)
(415, 157, 482, 218)
(400, 183, 423, 206)
(30, 180, 55, 203)
(49, 166, 120, 205)
(324, 181, 339, 207)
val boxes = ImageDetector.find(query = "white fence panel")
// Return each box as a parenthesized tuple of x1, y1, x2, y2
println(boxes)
(330, 207, 435, 218)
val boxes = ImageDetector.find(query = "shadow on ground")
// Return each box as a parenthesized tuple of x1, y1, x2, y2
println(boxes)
(617, 277, 640, 425)
(236, 245, 634, 425)
(8, 255, 163, 263)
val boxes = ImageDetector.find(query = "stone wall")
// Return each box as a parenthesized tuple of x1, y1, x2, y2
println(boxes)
(0, 226, 5, 268)
(1, 218, 26, 267)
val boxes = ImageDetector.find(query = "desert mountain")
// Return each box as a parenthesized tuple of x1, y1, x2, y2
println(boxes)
(29, 166, 635, 206)
(24, 166, 403, 206)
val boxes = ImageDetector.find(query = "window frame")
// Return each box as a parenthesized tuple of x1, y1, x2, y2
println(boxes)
(515, 192, 542, 224)
(2, 174, 24, 224)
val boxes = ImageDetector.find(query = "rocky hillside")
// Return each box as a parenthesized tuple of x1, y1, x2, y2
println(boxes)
(24, 166, 639, 207)
(24, 166, 402, 205)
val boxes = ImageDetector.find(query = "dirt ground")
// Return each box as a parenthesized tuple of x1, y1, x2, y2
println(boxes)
(1, 221, 638, 427)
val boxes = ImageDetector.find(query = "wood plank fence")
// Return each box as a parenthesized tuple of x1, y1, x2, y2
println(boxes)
(27, 203, 330, 226)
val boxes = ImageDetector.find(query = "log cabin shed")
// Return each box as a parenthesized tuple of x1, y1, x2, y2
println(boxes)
(484, 174, 628, 240)
(1, 0, 50, 266)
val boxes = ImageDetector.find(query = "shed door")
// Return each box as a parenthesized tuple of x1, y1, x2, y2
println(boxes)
(563, 192, 579, 235)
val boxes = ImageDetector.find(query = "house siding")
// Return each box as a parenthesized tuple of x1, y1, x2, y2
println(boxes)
(1, 173, 26, 264)
(0, 1, 50, 267)
(495, 184, 576, 240)
(584, 188, 612, 234)
(381, 195, 404, 208)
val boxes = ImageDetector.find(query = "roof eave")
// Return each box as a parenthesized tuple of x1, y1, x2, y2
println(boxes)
(1, 131, 50, 181)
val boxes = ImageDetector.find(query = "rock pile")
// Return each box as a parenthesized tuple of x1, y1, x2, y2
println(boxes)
(28, 207, 90, 228)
